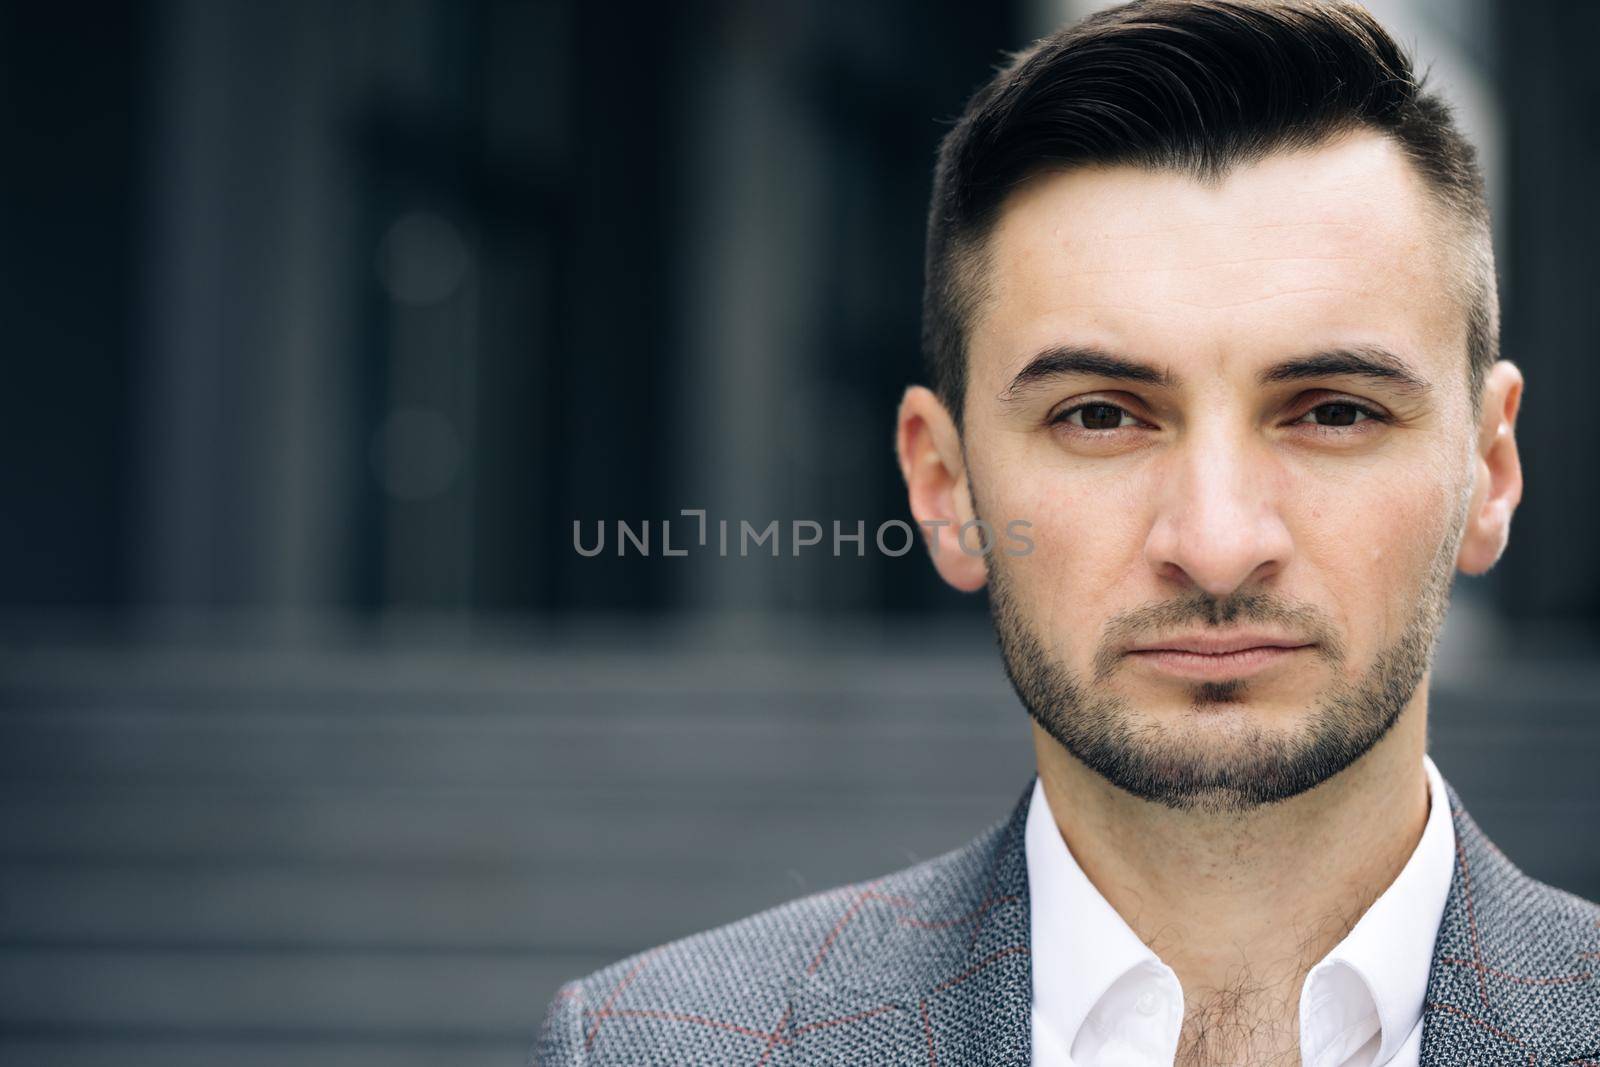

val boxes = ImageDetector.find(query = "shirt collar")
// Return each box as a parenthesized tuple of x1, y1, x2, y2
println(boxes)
(1025, 773, 1181, 1059)
(1300, 752, 1457, 1065)
(1025, 753, 1457, 1065)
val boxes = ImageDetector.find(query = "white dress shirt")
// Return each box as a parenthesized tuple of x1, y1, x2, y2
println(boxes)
(1027, 753, 1456, 1067)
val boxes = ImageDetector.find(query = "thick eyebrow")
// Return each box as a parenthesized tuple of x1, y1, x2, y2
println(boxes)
(998, 343, 1433, 405)
(998, 345, 1174, 403)
(1254, 345, 1433, 400)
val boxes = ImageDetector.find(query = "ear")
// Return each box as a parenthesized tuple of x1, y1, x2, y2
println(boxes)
(1456, 360, 1525, 575)
(895, 386, 988, 592)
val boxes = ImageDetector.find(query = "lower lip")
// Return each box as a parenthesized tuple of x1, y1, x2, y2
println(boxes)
(1127, 645, 1310, 680)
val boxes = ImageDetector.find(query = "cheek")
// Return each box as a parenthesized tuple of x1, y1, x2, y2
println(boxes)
(1291, 469, 1456, 644)
(982, 466, 1147, 626)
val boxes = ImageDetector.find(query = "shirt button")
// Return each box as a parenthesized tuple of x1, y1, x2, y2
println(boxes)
(1135, 990, 1159, 1016)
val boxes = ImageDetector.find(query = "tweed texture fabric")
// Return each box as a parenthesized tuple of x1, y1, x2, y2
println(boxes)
(532, 774, 1600, 1065)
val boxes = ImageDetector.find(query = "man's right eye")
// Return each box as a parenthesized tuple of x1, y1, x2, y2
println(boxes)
(1051, 401, 1141, 432)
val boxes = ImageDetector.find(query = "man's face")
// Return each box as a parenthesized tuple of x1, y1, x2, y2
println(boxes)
(960, 132, 1477, 812)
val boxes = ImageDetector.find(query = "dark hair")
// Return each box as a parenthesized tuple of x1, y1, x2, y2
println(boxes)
(922, 0, 1496, 427)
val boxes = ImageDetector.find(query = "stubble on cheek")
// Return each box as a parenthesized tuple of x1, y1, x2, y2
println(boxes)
(1366, 475, 1468, 655)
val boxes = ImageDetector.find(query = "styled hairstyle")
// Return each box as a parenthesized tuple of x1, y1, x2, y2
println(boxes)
(922, 0, 1497, 428)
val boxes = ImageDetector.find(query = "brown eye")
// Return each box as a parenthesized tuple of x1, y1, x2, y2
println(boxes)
(1312, 402, 1363, 426)
(1048, 398, 1156, 440)
(1054, 401, 1136, 431)
(1295, 400, 1388, 429)
(1080, 402, 1125, 430)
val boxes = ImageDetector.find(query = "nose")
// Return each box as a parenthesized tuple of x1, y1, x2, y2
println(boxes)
(1143, 430, 1293, 598)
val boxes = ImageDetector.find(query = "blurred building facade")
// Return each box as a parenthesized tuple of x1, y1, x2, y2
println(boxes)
(9, 0, 1595, 644)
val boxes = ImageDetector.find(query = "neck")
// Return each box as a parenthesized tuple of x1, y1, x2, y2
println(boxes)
(1032, 702, 1432, 1056)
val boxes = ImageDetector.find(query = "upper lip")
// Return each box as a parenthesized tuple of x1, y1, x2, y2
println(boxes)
(1127, 632, 1313, 655)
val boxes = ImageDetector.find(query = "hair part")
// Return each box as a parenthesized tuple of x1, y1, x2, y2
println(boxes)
(922, 0, 1498, 430)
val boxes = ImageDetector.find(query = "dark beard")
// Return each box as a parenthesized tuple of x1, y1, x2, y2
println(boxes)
(986, 505, 1462, 813)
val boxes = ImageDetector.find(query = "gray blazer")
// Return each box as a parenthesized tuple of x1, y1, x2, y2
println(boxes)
(533, 776, 1600, 1064)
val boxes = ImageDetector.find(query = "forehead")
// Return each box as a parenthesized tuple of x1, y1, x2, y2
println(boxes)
(969, 131, 1465, 393)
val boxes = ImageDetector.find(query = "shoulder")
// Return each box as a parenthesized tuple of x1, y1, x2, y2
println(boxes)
(1477, 869, 1600, 999)
(529, 805, 1024, 1066)
(1479, 873, 1600, 1056)
(530, 880, 879, 1067)
(1424, 790, 1600, 1059)
(1449, 804, 1600, 979)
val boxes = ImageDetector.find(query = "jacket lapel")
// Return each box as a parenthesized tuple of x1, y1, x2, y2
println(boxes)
(785, 781, 1036, 1065)
(915, 787, 1033, 1067)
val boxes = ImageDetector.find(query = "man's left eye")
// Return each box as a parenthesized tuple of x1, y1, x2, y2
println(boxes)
(1296, 401, 1386, 427)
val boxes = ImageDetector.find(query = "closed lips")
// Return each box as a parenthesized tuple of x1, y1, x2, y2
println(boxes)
(1128, 634, 1311, 655)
